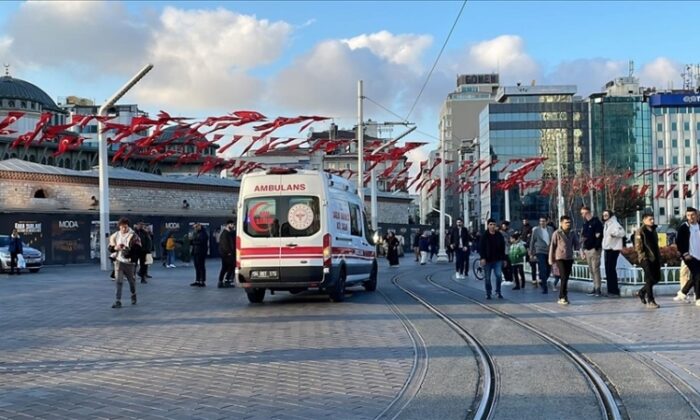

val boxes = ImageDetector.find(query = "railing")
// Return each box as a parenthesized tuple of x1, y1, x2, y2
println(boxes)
(524, 262, 681, 286)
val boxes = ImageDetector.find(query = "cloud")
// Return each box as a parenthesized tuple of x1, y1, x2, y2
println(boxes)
(638, 57, 682, 90)
(5, 1, 149, 74)
(342, 30, 432, 68)
(545, 59, 627, 96)
(135, 6, 292, 111)
(449, 35, 540, 85)
(268, 39, 418, 118)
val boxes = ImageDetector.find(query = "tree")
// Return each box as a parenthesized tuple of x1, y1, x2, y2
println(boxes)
(610, 187, 645, 220)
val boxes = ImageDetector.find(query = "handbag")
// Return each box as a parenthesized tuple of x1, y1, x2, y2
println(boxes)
(145, 253, 154, 265)
(17, 254, 26, 269)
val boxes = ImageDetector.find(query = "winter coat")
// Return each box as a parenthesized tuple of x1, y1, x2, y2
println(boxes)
(218, 228, 235, 257)
(450, 226, 471, 250)
(581, 217, 604, 250)
(548, 229, 580, 264)
(508, 241, 527, 265)
(479, 231, 507, 263)
(634, 225, 660, 266)
(602, 216, 625, 251)
(8, 235, 22, 254)
(529, 226, 554, 255)
(192, 229, 209, 257)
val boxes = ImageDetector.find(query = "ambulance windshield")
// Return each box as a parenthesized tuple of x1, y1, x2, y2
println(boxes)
(243, 196, 320, 238)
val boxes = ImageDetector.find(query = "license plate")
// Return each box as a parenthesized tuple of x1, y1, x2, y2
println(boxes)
(251, 270, 279, 279)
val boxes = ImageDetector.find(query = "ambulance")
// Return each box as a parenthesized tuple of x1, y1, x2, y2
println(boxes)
(235, 168, 378, 303)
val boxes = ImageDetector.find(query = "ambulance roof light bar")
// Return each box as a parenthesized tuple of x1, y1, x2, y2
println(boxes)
(267, 167, 298, 175)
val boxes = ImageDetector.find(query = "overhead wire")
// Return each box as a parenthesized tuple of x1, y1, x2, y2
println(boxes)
(403, 0, 468, 121)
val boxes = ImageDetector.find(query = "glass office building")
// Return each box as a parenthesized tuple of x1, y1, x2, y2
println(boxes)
(589, 77, 652, 213)
(479, 85, 589, 223)
(649, 91, 700, 224)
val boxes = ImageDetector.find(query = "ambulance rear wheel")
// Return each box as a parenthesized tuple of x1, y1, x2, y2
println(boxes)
(329, 268, 346, 302)
(363, 262, 377, 292)
(246, 288, 265, 303)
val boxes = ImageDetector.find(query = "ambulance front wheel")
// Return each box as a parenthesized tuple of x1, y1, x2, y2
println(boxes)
(329, 267, 346, 302)
(246, 288, 266, 303)
(363, 262, 377, 292)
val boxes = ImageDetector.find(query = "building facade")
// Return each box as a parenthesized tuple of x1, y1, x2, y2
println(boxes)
(589, 76, 652, 213)
(434, 74, 499, 227)
(479, 85, 589, 223)
(649, 91, 700, 224)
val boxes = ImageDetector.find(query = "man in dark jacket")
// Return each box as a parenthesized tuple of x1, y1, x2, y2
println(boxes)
(8, 228, 23, 275)
(218, 220, 236, 288)
(675, 207, 700, 305)
(450, 218, 471, 279)
(191, 224, 209, 287)
(580, 206, 604, 296)
(134, 222, 153, 284)
(634, 212, 661, 309)
(479, 218, 507, 299)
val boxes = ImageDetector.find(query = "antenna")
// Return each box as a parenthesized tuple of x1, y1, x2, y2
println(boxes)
(628, 60, 634, 77)
(3, 63, 9, 76)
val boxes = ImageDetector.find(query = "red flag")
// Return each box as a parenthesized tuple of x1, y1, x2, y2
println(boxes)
(0, 111, 25, 130)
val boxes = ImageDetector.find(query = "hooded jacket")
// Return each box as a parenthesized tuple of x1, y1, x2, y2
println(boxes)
(602, 215, 626, 251)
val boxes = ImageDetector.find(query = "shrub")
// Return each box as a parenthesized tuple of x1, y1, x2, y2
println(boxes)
(620, 244, 680, 266)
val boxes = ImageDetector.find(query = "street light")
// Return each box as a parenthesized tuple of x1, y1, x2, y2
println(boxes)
(436, 124, 448, 263)
(555, 131, 565, 221)
(99, 63, 153, 271)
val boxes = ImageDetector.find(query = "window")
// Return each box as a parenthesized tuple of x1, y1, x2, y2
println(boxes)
(658, 157, 664, 166)
(674, 207, 680, 216)
(657, 140, 663, 148)
(243, 196, 320, 238)
(659, 207, 665, 216)
(33, 189, 47, 198)
(673, 191, 679, 198)
(686, 156, 692, 165)
(697, 122, 700, 131)
(659, 174, 664, 182)
(363, 211, 374, 244)
(672, 139, 677, 148)
(684, 122, 690, 131)
(672, 122, 677, 131)
(657, 123, 663, 132)
(686, 139, 691, 148)
(349, 203, 363, 237)
(672, 156, 678, 165)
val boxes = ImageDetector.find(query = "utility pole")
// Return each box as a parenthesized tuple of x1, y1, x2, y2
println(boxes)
(357, 80, 364, 204)
(99, 64, 153, 271)
(437, 125, 448, 263)
(555, 132, 565, 221)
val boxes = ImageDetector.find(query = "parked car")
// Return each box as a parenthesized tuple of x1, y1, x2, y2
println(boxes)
(0, 235, 44, 273)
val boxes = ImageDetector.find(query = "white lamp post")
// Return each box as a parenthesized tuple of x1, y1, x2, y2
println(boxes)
(99, 64, 153, 271)
(436, 127, 448, 263)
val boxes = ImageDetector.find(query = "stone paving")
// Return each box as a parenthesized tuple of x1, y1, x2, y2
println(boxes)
(0, 261, 413, 419)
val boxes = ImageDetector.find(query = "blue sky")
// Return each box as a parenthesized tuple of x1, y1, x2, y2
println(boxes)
(0, 1, 696, 151)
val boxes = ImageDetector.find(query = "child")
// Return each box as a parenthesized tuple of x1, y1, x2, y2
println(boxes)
(508, 233, 527, 290)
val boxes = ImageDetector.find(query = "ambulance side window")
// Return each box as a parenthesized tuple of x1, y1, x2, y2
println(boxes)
(362, 211, 374, 244)
(348, 203, 362, 237)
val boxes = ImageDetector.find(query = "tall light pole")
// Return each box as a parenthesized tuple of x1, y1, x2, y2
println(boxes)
(357, 80, 364, 203)
(436, 126, 448, 263)
(504, 172, 511, 222)
(99, 64, 153, 271)
(555, 132, 565, 221)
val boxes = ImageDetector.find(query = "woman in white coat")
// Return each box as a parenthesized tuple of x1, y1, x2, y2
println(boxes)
(602, 209, 626, 297)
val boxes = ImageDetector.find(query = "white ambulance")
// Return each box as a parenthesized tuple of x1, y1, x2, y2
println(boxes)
(235, 168, 378, 303)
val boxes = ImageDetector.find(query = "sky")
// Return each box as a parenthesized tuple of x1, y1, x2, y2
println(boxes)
(0, 0, 697, 162)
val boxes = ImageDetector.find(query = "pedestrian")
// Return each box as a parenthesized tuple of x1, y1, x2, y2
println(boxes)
(218, 220, 236, 288)
(429, 229, 438, 261)
(413, 230, 421, 262)
(602, 209, 625, 297)
(108, 218, 141, 309)
(529, 216, 555, 293)
(419, 231, 430, 265)
(500, 221, 513, 285)
(549, 215, 580, 305)
(8, 228, 23, 275)
(445, 230, 454, 263)
(165, 232, 177, 268)
(508, 232, 527, 290)
(134, 222, 152, 283)
(634, 211, 661, 308)
(386, 231, 400, 267)
(450, 218, 471, 279)
(479, 218, 506, 299)
(674, 207, 700, 306)
(522, 218, 538, 285)
(580, 206, 604, 296)
(190, 223, 209, 287)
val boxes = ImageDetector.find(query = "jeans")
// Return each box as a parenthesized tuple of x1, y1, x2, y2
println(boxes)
(455, 248, 467, 275)
(604, 249, 620, 295)
(167, 250, 175, 266)
(483, 261, 503, 296)
(115, 261, 136, 301)
(511, 264, 525, 288)
(556, 260, 573, 300)
(529, 260, 538, 282)
(681, 257, 700, 297)
(641, 260, 660, 302)
(584, 249, 602, 290)
(219, 255, 235, 283)
(536, 253, 550, 291)
(194, 254, 206, 283)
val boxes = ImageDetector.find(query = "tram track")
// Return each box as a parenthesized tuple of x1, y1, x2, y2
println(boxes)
(427, 270, 625, 420)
